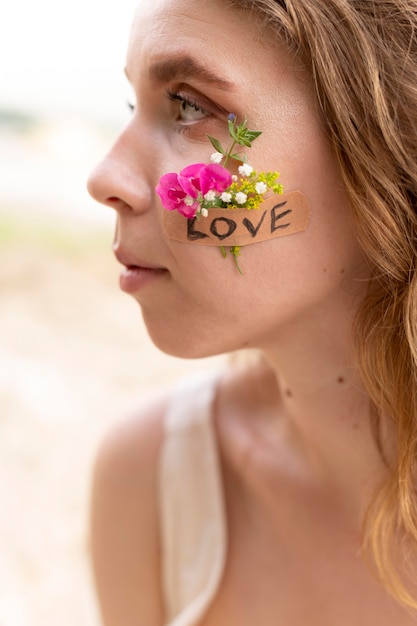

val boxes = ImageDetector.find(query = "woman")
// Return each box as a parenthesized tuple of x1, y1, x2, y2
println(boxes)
(87, 0, 417, 623)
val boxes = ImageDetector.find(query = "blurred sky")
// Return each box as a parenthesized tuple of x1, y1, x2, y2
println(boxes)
(0, 0, 139, 122)
(0, 1, 143, 226)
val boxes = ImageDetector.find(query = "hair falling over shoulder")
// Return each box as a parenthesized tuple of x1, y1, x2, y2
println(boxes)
(228, 0, 417, 610)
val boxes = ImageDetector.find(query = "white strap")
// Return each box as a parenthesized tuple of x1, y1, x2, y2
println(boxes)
(159, 373, 227, 626)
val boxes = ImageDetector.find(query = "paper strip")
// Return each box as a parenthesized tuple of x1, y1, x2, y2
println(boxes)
(162, 190, 311, 247)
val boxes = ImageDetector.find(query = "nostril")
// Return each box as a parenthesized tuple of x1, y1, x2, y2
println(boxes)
(106, 197, 129, 210)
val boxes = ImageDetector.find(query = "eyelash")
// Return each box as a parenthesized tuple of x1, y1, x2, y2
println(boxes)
(126, 94, 207, 115)
(166, 90, 210, 122)
(125, 89, 219, 139)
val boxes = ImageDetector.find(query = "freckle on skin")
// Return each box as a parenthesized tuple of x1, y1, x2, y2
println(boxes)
(285, 389, 293, 398)
(340, 268, 345, 274)
(323, 267, 328, 273)
(337, 376, 345, 384)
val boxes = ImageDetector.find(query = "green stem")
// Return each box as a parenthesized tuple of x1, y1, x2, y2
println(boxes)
(223, 140, 237, 167)
(231, 249, 243, 275)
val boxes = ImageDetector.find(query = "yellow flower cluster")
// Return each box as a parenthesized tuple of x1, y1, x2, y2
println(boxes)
(226, 171, 283, 210)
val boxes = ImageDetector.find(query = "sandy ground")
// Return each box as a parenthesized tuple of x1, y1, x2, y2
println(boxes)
(0, 124, 225, 626)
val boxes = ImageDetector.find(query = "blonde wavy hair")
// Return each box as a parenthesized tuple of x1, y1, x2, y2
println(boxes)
(228, 0, 417, 610)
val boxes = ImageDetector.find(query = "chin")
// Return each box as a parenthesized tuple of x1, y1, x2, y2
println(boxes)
(148, 331, 224, 360)
(140, 314, 235, 360)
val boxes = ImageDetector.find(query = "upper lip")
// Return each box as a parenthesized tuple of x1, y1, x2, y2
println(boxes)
(113, 245, 165, 271)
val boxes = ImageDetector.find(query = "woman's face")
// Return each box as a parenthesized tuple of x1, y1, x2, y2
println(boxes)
(88, 0, 368, 358)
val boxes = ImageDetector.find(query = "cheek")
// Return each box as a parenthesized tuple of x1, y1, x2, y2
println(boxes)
(255, 78, 341, 208)
(151, 113, 363, 359)
(141, 214, 362, 359)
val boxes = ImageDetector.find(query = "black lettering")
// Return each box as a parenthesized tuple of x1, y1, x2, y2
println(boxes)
(242, 210, 267, 238)
(210, 217, 237, 241)
(187, 217, 209, 241)
(271, 201, 292, 233)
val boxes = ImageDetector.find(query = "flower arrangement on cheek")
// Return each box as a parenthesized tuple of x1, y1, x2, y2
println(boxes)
(156, 114, 283, 273)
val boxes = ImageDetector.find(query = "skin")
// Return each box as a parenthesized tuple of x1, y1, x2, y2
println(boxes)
(88, 0, 416, 623)
(88, 0, 367, 360)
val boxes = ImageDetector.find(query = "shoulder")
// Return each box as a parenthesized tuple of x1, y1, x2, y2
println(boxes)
(89, 389, 171, 626)
(88, 365, 265, 625)
(92, 389, 169, 489)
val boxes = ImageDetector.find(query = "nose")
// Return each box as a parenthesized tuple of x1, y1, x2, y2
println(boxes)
(87, 125, 152, 214)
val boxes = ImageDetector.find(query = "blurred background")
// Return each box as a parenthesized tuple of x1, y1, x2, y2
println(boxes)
(0, 2, 225, 624)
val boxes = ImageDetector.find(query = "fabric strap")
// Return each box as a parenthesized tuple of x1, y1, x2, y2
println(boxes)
(158, 372, 227, 626)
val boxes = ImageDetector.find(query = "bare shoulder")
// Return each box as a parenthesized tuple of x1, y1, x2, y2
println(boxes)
(90, 389, 172, 626)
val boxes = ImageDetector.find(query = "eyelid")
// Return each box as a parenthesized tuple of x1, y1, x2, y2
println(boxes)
(166, 83, 227, 117)
(166, 90, 209, 118)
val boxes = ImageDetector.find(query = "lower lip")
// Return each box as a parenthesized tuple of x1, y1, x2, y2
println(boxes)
(119, 266, 167, 293)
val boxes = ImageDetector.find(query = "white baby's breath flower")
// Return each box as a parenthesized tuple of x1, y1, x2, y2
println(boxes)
(201, 208, 209, 218)
(204, 190, 217, 201)
(210, 152, 223, 164)
(232, 175, 238, 182)
(255, 181, 267, 194)
(184, 196, 195, 206)
(220, 192, 232, 203)
(238, 163, 253, 177)
(235, 192, 248, 205)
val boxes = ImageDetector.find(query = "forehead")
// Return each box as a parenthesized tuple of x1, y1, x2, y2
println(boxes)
(126, 0, 284, 87)
(129, 0, 253, 49)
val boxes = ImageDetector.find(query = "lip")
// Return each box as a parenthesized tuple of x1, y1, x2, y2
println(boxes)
(113, 247, 168, 294)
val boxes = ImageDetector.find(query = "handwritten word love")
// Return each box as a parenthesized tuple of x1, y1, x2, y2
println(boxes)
(162, 191, 311, 247)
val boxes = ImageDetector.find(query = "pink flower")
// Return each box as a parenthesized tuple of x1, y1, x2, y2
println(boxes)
(156, 162, 232, 218)
(156, 170, 201, 217)
(199, 164, 232, 195)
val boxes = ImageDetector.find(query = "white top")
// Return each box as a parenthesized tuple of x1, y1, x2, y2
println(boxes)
(158, 373, 227, 626)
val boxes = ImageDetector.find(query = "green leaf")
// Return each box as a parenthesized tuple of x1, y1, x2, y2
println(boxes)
(207, 135, 225, 154)
(227, 119, 239, 141)
(245, 130, 262, 142)
(230, 152, 246, 162)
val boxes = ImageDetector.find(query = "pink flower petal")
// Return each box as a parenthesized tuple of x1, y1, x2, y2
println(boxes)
(180, 163, 206, 177)
(199, 164, 232, 196)
(156, 172, 186, 211)
(178, 163, 206, 196)
(177, 202, 199, 218)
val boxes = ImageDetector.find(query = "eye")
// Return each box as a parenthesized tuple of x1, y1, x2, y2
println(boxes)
(167, 91, 210, 123)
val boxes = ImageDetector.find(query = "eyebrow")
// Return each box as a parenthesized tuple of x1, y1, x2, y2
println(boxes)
(148, 55, 233, 89)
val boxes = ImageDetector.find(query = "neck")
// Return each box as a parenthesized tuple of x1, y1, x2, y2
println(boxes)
(254, 293, 393, 521)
